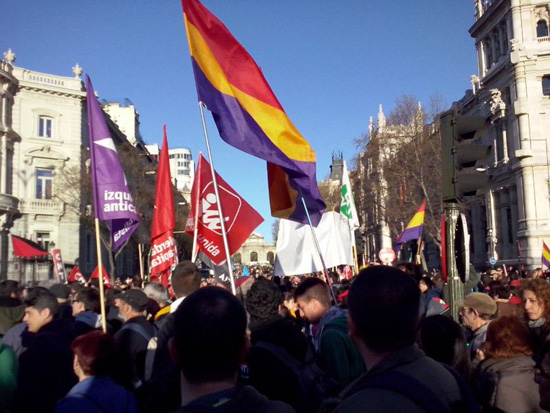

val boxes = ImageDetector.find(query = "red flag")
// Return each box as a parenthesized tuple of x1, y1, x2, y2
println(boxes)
(150, 126, 178, 285)
(11, 235, 50, 258)
(91, 265, 111, 288)
(185, 155, 264, 265)
(68, 266, 85, 284)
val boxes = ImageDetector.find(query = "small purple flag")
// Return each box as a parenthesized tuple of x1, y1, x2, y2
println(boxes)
(86, 75, 140, 250)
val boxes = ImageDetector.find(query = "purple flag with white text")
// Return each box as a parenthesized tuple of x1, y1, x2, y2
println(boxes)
(86, 75, 140, 250)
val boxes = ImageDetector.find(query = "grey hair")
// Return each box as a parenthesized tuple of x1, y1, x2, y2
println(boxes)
(143, 282, 169, 305)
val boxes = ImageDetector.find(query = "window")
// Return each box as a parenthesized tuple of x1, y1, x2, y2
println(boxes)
(36, 232, 51, 251)
(36, 169, 53, 199)
(177, 169, 190, 176)
(38, 116, 52, 138)
(169, 154, 175, 159)
(542, 76, 550, 96)
(537, 20, 548, 38)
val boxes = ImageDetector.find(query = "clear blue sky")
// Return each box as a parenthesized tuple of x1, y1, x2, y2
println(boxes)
(3, 1, 477, 242)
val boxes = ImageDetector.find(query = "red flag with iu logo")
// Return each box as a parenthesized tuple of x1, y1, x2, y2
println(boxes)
(185, 154, 263, 265)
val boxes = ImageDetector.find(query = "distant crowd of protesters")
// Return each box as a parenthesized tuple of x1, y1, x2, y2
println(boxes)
(1, 261, 550, 412)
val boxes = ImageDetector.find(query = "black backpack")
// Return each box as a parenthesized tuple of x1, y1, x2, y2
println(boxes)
(255, 341, 342, 412)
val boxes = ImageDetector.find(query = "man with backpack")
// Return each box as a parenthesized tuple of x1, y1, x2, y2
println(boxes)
(295, 277, 364, 387)
(334, 266, 478, 412)
(114, 289, 156, 389)
(245, 277, 332, 411)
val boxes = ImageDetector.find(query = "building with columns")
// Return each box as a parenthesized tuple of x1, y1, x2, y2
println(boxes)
(0, 50, 151, 281)
(456, 0, 550, 268)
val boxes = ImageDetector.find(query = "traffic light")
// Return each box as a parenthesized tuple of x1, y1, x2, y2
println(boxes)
(441, 110, 491, 202)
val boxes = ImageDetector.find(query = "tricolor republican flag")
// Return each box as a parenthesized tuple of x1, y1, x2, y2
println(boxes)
(185, 154, 263, 265)
(542, 242, 550, 268)
(150, 126, 178, 286)
(395, 200, 426, 246)
(86, 75, 140, 251)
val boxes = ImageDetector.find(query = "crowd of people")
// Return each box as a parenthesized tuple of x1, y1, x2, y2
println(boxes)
(1, 261, 550, 412)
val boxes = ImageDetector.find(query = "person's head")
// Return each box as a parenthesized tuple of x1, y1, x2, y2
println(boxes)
(71, 331, 121, 381)
(130, 276, 143, 289)
(294, 277, 332, 324)
(487, 281, 510, 300)
(114, 289, 148, 321)
(419, 277, 433, 293)
(418, 315, 470, 379)
(523, 279, 550, 322)
(483, 316, 532, 359)
(170, 286, 247, 384)
(143, 282, 169, 307)
(457, 292, 497, 331)
(245, 278, 283, 323)
(72, 287, 101, 316)
(171, 261, 200, 299)
(23, 288, 59, 333)
(0, 280, 19, 299)
(49, 283, 71, 304)
(348, 266, 420, 354)
(396, 262, 423, 283)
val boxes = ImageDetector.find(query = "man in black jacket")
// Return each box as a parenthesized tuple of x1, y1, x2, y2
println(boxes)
(114, 288, 156, 389)
(14, 288, 76, 412)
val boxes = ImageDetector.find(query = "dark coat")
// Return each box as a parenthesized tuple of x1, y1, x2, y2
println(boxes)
(14, 318, 77, 412)
(476, 355, 545, 412)
(246, 315, 310, 410)
(114, 315, 155, 386)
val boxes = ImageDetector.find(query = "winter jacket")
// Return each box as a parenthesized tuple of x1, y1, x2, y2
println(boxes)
(314, 307, 365, 386)
(335, 345, 465, 413)
(476, 355, 545, 412)
(13, 318, 77, 412)
(246, 315, 310, 410)
(55, 376, 138, 413)
(175, 384, 295, 413)
(0, 338, 17, 412)
(74, 311, 102, 336)
(528, 318, 550, 367)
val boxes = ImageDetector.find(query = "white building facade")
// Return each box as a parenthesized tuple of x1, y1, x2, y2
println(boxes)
(457, 0, 550, 268)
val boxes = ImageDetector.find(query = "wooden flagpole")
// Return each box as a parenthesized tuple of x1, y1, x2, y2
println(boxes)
(93, 218, 108, 333)
(138, 243, 145, 281)
(300, 197, 338, 305)
(198, 102, 237, 295)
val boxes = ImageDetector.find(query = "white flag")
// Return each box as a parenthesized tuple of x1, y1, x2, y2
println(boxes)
(340, 161, 360, 229)
(274, 212, 354, 276)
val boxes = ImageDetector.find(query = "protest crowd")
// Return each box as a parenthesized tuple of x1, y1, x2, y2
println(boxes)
(1, 261, 550, 412)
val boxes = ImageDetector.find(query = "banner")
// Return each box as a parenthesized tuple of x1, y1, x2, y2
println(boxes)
(51, 248, 67, 283)
(340, 161, 359, 230)
(68, 266, 85, 284)
(274, 212, 354, 276)
(150, 126, 178, 285)
(90, 265, 112, 288)
(185, 154, 263, 265)
(86, 75, 140, 251)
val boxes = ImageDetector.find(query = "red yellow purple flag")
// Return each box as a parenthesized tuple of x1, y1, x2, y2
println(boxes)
(181, 0, 325, 226)
(542, 242, 550, 268)
(395, 200, 426, 246)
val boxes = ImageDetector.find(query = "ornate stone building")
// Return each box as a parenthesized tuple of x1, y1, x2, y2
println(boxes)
(457, 0, 550, 268)
(0, 50, 151, 281)
(235, 232, 276, 265)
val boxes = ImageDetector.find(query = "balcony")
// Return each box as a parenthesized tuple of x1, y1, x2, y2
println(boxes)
(19, 199, 64, 215)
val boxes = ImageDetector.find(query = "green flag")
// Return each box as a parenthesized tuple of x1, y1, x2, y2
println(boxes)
(341, 161, 360, 229)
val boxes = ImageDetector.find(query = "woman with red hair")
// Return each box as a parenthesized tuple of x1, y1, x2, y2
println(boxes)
(476, 316, 543, 412)
(55, 331, 137, 413)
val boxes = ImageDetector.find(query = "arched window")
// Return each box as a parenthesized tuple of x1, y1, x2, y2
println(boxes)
(537, 20, 549, 38)
(542, 76, 550, 96)
(250, 252, 258, 262)
(266, 251, 274, 265)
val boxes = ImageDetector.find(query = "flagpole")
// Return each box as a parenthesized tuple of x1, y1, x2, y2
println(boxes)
(138, 243, 145, 281)
(191, 153, 202, 263)
(198, 102, 237, 295)
(300, 197, 338, 305)
(93, 218, 108, 333)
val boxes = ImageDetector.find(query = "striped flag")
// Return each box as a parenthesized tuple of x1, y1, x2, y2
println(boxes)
(181, 0, 325, 226)
(542, 242, 550, 268)
(395, 200, 426, 246)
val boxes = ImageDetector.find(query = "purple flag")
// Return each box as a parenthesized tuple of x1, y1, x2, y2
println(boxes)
(86, 75, 140, 250)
